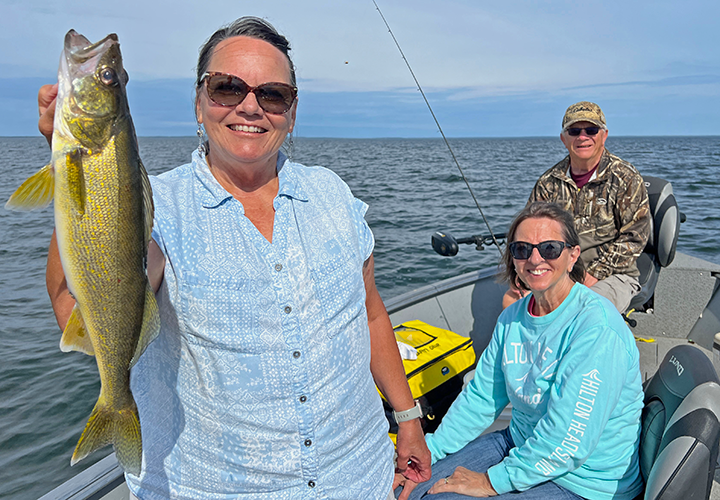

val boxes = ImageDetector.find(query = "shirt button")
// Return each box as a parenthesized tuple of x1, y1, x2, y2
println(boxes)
(293, 351, 301, 359)
(304, 439, 312, 447)
(299, 395, 307, 403)
(308, 481, 316, 488)
(284, 306, 292, 314)
(275, 263, 283, 272)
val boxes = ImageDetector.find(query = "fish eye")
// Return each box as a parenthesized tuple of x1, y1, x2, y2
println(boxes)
(99, 67, 119, 86)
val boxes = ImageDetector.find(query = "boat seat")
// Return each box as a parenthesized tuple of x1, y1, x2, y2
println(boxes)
(639, 344, 720, 499)
(628, 176, 681, 312)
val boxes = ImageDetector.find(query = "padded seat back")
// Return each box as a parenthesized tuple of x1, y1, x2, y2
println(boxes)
(643, 176, 681, 267)
(629, 176, 681, 311)
(640, 345, 720, 499)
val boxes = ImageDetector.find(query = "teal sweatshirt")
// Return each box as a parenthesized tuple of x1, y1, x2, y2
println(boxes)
(425, 284, 644, 500)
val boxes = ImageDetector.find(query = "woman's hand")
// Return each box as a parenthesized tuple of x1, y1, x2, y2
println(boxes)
(427, 467, 497, 497)
(38, 83, 58, 145)
(395, 418, 432, 484)
(394, 473, 419, 500)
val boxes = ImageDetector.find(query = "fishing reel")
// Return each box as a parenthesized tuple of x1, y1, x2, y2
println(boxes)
(431, 231, 507, 256)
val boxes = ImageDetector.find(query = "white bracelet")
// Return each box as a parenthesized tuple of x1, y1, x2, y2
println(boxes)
(393, 401, 423, 423)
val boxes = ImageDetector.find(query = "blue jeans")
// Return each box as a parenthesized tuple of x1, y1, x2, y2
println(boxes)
(399, 428, 584, 500)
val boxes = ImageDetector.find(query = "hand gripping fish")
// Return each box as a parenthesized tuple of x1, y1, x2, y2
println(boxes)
(5, 30, 159, 475)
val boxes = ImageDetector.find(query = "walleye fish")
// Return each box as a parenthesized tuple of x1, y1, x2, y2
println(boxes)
(5, 30, 159, 475)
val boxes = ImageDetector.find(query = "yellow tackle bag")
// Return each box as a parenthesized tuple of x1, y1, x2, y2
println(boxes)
(382, 320, 476, 442)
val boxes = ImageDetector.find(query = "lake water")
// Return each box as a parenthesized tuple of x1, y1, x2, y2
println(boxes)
(0, 136, 718, 499)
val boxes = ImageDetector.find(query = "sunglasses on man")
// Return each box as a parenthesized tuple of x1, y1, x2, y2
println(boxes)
(202, 72, 297, 114)
(509, 240, 574, 260)
(565, 126, 602, 137)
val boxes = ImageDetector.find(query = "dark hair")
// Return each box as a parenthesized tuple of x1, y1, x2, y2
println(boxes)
(195, 16, 296, 91)
(501, 201, 585, 291)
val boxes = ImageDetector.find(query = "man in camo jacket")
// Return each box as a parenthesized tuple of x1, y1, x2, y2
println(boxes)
(505, 101, 651, 313)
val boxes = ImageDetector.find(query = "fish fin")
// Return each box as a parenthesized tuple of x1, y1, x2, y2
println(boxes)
(129, 282, 160, 368)
(65, 149, 86, 215)
(71, 395, 142, 476)
(139, 159, 154, 248)
(5, 164, 55, 211)
(59, 305, 95, 356)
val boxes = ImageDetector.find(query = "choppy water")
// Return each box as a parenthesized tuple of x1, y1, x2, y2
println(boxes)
(0, 136, 718, 499)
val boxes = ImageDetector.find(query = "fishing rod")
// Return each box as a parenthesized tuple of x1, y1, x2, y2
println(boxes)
(372, 0, 503, 256)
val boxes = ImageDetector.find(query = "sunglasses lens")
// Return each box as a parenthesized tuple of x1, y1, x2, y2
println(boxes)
(585, 127, 600, 135)
(206, 75, 249, 106)
(537, 242, 564, 260)
(255, 84, 296, 114)
(509, 242, 532, 260)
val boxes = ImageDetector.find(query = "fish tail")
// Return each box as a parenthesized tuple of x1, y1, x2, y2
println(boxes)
(71, 395, 142, 475)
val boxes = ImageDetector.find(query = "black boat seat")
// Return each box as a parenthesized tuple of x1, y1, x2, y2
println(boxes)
(639, 345, 720, 499)
(628, 176, 681, 312)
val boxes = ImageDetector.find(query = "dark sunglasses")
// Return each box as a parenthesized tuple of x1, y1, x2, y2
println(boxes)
(202, 72, 297, 114)
(509, 240, 573, 260)
(565, 126, 602, 137)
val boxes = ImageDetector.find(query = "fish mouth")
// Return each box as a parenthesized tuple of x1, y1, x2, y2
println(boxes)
(65, 30, 119, 64)
(57, 30, 127, 147)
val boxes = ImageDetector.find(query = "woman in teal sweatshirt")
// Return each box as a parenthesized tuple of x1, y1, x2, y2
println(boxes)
(396, 202, 644, 500)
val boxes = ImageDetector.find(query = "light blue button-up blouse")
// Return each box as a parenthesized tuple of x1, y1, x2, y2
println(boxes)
(126, 151, 394, 499)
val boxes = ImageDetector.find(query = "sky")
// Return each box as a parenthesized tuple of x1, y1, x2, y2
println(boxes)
(2, 0, 720, 138)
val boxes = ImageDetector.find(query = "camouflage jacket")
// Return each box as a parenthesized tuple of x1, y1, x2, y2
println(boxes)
(528, 150, 651, 280)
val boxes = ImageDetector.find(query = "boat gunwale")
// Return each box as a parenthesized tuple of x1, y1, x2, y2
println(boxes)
(385, 266, 500, 315)
(38, 454, 124, 500)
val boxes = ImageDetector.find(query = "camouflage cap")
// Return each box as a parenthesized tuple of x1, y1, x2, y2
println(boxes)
(562, 101, 606, 130)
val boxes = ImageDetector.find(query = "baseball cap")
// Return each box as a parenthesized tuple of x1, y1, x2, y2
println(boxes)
(562, 101, 606, 130)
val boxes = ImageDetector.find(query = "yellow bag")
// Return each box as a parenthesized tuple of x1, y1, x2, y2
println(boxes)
(382, 320, 476, 440)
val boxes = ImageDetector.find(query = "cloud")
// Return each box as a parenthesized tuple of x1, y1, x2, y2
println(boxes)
(565, 75, 720, 91)
(3, 1, 720, 137)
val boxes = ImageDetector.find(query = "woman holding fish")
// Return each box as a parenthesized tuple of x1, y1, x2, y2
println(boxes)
(39, 17, 430, 500)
